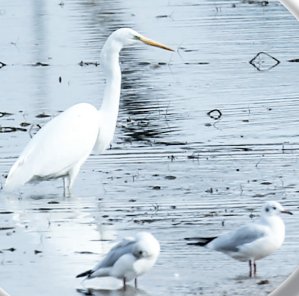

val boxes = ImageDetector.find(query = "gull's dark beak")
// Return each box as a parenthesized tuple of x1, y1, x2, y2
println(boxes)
(281, 210, 293, 215)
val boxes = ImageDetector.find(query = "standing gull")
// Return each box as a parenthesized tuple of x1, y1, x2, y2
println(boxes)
(185, 201, 293, 277)
(76, 232, 160, 289)
(4, 28, 173, 196)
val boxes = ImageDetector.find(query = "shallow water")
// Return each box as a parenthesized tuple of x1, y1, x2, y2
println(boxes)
(1, 0, 299, 295)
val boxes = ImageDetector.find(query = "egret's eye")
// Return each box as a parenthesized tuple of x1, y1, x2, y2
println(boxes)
(265, 208, 269, 212)
(139, 250, 143, 255)
(273, 206, 276, 210)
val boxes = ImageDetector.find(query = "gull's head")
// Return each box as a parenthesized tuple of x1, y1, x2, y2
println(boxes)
(133, 232, 160, 259)
(262, 201, 293, 216)
(106, 28, 174, 52)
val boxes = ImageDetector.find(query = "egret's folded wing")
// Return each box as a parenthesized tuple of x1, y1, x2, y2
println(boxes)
(5, 103, 100, 190)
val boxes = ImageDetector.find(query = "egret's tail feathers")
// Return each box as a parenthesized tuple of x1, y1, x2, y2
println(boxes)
(76, 270, 93, 278)
(4, 162, 32, 192)
(184, 236, 217, 246)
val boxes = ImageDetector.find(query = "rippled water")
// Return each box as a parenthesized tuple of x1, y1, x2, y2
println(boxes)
(1, 0, 299, 295)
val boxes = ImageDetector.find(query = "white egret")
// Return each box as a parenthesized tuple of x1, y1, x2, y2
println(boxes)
(76, 231, 160, 289)
(4, 28, 173, 195)
(185, 201, 293, 277)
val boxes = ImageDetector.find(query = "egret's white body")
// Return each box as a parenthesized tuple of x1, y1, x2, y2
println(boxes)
(4, 28, 172, 195)
(76, 232, 160, 288)
(185, 201, 293, 277)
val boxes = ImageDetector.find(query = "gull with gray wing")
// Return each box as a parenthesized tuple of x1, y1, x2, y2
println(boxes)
(185, 201, 293, 277)
(76, 232, 160, 289)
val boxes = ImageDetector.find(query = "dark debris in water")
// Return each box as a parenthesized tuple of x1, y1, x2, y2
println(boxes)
(184, 62, 209, 65)
(288, 58, 299, 63)
(207, 109, 222, 120)
(20, 122, 31, 127)
(249, 52, 280, 71)
(152, 186, 161, 190)
(0, 62, 6, 68)
(165, 175, 176, 180)
(0, 111, 13, 118)
(133, 218, 158, 224)
(242, 0, 269, 6)
(0, 211, 14, 214)
(78, 61, 99, 67)
(1, 247, 16, 252)
(260, 181, 272, 185)
(257, 279, 270, 285)
(36, 113, 51, 118)
(155, 14, 170, 18)
(0, 126, 27, 133)
(75, 251, 96, 255)
(155, 140, 187, 146)
(0, 227, 15, 231)
(47, 201, 60, 204)
(31, 62, 50, 67)
(188, 153, 200, 160)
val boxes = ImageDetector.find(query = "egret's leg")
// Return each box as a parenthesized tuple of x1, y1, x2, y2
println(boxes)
(68, 161, 84, 195)
(123, 278, 126, 290)
(63, 177, 67, 197)
(63, 176, 71, 197)
(134, 278, 138, 288)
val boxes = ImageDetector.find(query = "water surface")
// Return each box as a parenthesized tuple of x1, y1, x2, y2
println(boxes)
(1, 1, 299, 295)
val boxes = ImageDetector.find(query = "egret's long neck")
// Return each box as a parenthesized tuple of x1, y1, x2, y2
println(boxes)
(100, 40, 122, 117)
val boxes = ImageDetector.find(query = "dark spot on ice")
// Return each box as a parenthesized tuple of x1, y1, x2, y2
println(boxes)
(34, 250, 42, 255)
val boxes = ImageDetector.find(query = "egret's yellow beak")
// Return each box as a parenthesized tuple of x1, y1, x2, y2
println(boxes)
(137, 35, 174, 52)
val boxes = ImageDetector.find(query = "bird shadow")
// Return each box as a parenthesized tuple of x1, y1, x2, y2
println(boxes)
(76, 286, 150, 296)
(232, 274, 266, 281)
